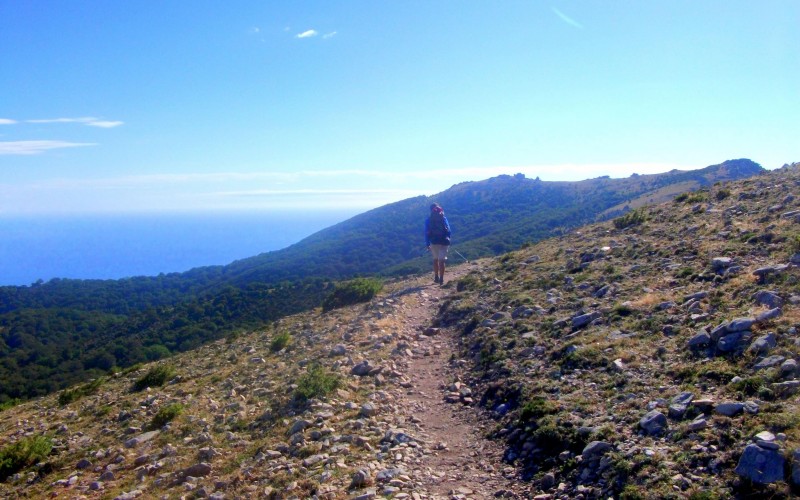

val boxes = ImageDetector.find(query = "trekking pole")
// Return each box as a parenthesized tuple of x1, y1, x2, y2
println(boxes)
(452, 248, 469, 263)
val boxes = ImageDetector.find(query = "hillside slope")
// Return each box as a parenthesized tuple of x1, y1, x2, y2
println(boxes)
(0, 160, 766, 403)
(433, 162, 800, 497)
(0, 162, 797, 499)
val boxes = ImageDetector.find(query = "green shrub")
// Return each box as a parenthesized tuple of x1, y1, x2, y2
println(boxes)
(270, 331, 292, 352)
(729, 375, 767, 397)
(685, 192, 708, 203)
(58, 377, 106, 406)
(149, 403, 184, 429)
(321, 278, 383, 312)
(619, 485, 646, 500)
(294, 364, 341, 402)
(456, 274, 483, 292)
(0, 399, 21, 412)
(132, 364, 176, 392)
(57, 389, 80, 406)
(613, 209, 647, 230)
(0, 435, 53, 481)
(519, 396, 558, 422)
(529, 419, 587, 456)
(560, 346, 608, 370)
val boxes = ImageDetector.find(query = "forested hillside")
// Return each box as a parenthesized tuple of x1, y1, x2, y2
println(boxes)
(0, 279, 328, 401)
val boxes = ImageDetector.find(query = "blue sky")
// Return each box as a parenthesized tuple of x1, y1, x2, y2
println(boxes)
(1, 1, 798, 215)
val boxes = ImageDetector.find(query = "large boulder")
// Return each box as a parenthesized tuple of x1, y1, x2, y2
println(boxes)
(752, 291, 783, 309)
(572, 311, 602, 329)
(639, 410, 667, 436)
(748, 333, 778, 355)
(735, 444, 785, 484)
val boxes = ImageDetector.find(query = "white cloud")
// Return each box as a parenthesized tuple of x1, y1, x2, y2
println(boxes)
(296, 29, 318, 39)
(27, 117, 98, 124)
(86, 120, 124, 128)
(552, 7, 584, 29)
(0, 118, 17, 125)
(26, 117, 123, 128)
(213, 188, 418, 198)
(323, 31, 337, 39)
(0, 140, 97, 155)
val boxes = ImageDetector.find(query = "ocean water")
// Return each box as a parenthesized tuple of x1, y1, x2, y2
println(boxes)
(0, 211, 357, 286)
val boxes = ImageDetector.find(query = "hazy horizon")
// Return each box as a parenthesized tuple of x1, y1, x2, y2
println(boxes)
(0, 209, 359, 286)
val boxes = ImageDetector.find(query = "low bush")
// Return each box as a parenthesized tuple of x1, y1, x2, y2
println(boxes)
(270, 331, 292, 352)
(322, 278, 383, 312)
(519, 396, 558, 423)
(132, 364, 176, 392)
(149, 403, 184, 429)
(0, 399, 21, 412)
(58, 377, 106, 406)
(294, 364, 341, 402)
(0, 435, 53, 481)
(613, 209, 647, 230)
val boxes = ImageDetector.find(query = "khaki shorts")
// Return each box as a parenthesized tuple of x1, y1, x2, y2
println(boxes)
(430, 244, 449, 260)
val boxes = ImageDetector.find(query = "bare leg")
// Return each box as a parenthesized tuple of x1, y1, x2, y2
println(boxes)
(438, 259, 446, 283)
(433, 258, 440, 281)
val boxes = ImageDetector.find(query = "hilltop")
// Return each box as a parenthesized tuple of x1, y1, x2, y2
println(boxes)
(0, 162, 797, 498)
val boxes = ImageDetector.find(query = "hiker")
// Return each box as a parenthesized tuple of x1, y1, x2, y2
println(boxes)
(425, 202, 451, 284)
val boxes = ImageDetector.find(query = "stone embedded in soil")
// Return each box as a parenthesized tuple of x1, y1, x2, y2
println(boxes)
(735, 443, 785, 484)
(639, 410, 668, 436)
(668, 392, 694, 420)
(752, 290, 784, 308)
(748, 332, 778, 355)
(715, 402, 745, 417)
(124, 430, 159, 449)
(753, 355, 785, 371)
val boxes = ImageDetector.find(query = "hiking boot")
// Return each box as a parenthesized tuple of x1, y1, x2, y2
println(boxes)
(434, 275, 440, 284)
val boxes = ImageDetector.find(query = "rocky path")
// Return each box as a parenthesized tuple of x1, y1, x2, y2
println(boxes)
(388, 265, 527, 499)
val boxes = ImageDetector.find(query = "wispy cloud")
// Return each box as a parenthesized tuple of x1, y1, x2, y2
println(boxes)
(26, 117, 124, 128)
(86, 120, 124, 128)
(323, 31, 337, 39)
(27, 117, 98, 124)
(552, 7, 584, 29)
(0, 118, 17, 125)
(296, 29, 318, 39)
(0, 140, 97, 155)
(213, 188, 417, 198)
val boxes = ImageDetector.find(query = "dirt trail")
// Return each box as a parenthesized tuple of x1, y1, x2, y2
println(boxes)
(393, 264, 527, 499)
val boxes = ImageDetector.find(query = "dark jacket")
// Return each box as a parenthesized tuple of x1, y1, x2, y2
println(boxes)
(425, 214, 451, 246)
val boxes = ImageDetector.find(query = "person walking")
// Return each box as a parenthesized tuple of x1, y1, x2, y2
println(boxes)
(425, 203, 451, 284)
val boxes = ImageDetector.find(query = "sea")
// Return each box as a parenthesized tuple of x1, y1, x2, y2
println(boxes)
(0, 210, 358, 287)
